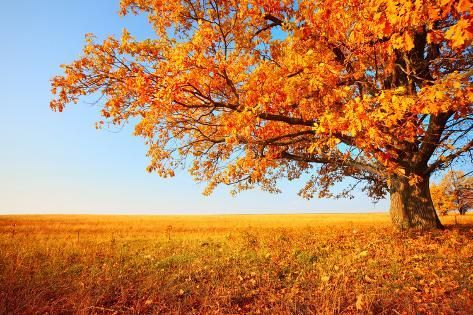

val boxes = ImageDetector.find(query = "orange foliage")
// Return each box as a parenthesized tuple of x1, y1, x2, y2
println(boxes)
(51, 1, 472, 202)
(431, 181, 457, 216)
(431, 170, 473, 215)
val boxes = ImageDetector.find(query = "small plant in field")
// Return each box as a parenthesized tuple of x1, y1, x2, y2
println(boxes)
(165, 225, 172, 241)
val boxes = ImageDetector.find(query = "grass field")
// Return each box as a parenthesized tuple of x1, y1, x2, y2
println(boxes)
(1, 213, 472, 314)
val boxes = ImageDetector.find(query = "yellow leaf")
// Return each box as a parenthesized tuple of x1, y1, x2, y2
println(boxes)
(404, 32, 414, 51)
(364, 275, 375, 283)
(356, 294, 364, 310)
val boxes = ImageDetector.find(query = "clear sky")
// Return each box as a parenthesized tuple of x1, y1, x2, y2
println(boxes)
(0, 0, 389, 214)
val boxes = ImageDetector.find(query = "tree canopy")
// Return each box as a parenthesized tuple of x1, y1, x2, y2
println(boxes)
(51, 0, 472, 229)
(431, 170, 473, 215)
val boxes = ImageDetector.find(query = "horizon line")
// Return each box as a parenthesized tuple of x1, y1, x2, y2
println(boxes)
(0, 210, 389, 216)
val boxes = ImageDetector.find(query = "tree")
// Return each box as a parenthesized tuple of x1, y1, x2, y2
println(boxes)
(431, 171, 473, 215)
(457, 176, 473, 215)
(50, 0, 473, 230)
(431, 171, 460, 216)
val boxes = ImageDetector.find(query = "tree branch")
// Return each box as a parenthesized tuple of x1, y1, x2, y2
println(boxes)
(414, 112, 454, 168)
(425, 139, 473, 175)
(280, 151, 384, 176)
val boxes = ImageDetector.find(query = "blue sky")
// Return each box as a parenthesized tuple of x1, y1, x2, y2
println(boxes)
(0, 0, 389, 214)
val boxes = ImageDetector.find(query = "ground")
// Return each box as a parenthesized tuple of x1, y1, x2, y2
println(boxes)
(0, 213, 472, 314)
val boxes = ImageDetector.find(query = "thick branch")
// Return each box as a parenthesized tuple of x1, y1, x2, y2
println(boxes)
(280, 151, 384, 177)
(414, 112, 454, 168)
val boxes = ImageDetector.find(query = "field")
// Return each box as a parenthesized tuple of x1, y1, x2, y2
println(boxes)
(1, 214, 472, 314)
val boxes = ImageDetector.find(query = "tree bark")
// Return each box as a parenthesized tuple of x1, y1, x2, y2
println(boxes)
(389, 174, 444, 230)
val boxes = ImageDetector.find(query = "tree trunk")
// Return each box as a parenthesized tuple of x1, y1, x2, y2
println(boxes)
(389, 174, 444, 230)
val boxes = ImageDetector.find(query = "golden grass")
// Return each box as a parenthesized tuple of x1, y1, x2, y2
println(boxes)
(1, 213, 472, 314)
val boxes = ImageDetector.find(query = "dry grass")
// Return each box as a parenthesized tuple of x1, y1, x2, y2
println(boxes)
(0, 213, 472, 314)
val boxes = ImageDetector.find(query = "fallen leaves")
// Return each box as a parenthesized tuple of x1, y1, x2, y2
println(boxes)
(1, 214, 473, 313)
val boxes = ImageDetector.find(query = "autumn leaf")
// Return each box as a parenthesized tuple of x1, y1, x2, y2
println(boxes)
(356, 294, 364, 310)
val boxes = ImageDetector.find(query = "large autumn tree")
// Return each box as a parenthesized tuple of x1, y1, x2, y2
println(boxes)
(51, 0, 472, 230)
